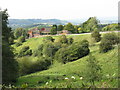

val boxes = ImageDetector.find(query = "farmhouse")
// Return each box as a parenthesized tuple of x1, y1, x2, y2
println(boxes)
(28, 27, 71, 38)
(28, 27, 51, 38)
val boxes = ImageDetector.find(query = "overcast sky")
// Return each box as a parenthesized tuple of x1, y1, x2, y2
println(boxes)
(0, 0, 119, 20)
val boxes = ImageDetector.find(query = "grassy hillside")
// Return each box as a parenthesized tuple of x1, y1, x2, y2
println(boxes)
(14, 33, 118, 88)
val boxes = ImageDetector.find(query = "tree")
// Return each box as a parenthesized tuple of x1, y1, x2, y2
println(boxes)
(99, 32, 119, 53)
(64, 23, 75, 33)
(43, 42, 58, 58)
(99, 39, 113, 53)
(54, 40, 90, 64)
(14, 28, 28, 39)
(2, 9, 18, 85)
(85, 54, 102, 86)
(57, 25, 64, 31)
(91, 29, 101, 42)
(50, 25, 57, 35)
(81, 17, 100, 33)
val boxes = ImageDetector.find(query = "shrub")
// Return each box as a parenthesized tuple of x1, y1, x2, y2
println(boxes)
(91, 30, 101, 42)
(18, 36, 25, 43)
(18, 46, 32, 57)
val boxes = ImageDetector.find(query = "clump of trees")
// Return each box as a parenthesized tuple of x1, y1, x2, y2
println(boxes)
(14, 28, 28, 39)
(57, 25, 64, 31)
(54, 39, 90, 64)
(102, 24, 118, 31)
(91, 30, 101, 42)
(99, 32, 119, 53)
(64, 23, 77, 33)
(80, 17, 100, 33)
(58, 35, 74, 45)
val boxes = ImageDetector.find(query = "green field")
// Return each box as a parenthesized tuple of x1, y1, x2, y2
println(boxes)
(13, 33, 118, 88)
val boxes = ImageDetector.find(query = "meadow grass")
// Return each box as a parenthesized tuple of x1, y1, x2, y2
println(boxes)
(14, 33, 118, 88)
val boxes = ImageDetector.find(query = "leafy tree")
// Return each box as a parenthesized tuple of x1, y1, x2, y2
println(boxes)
(2, 9, 18, 85)
(43, 42, 58, 58)
(102, 24, 118, 31)
(14, 28, 28, 39)
(57, 25, 64, 31)
(85, 54, 102, 86)
(99, 39, 113, 53)
(102, 32, 119, 45)
(99, 32, 119, 53)
(50, 25, 57, 35)
(91, 29, 101, 42)
(74, 25, 79, 33)
(54, 40, 90, 63)
(64, 23, 75, 33)
(81, 17, 100, 33)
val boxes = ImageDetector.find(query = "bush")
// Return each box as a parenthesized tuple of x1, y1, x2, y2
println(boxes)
(18, 36, 25, 43)
(18, 46, 32, 57)
(91, 30, 101, 42)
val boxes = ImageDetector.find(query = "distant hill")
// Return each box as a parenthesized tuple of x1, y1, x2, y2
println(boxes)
(8, 19, 68, 28)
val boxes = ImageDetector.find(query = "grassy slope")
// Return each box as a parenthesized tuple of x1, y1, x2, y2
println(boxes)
(14, 34, 118, 88)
